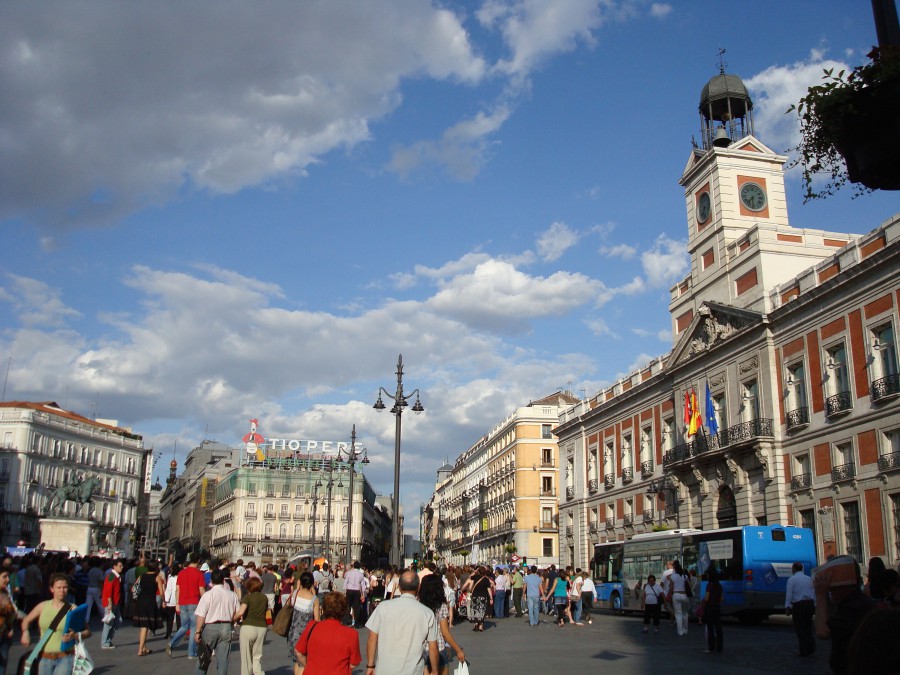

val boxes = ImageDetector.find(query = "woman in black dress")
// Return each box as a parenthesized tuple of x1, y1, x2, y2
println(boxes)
(133, 561, 165, 655)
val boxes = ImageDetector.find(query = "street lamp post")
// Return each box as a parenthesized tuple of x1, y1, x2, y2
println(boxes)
(373, 354, 424, 568)
(309, 479, 323, 550)
(337, 425, 369, 565)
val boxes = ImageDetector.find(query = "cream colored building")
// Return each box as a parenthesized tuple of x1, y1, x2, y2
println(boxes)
(0, 401, 148, 554)
(436, 392, 579, 567)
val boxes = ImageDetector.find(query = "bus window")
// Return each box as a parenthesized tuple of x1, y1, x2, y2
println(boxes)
(593, 543, 624, 582)
(686, 531, 742, 581)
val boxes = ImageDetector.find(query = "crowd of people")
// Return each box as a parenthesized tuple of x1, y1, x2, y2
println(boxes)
(0, 550, 897, 674)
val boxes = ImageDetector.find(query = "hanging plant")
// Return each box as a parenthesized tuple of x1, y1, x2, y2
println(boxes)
(504, 543, 517, 553)
(788, 46, 900, 200)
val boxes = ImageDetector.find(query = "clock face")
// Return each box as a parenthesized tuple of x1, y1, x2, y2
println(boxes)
(740, 182, 767, 212)
(697, 192, 711, 224)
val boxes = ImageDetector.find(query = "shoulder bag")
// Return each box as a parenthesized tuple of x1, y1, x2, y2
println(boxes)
(18, 603, 71, 675)
(272, 590, 296, 637)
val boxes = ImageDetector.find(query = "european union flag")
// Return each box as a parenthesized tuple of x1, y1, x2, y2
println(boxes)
(705, 381, 719, 436)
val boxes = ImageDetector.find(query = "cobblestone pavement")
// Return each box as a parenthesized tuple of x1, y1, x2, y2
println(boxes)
(7, 608, 832, 674)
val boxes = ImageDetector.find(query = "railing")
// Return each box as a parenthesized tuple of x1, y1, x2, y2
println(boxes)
(622, 467, 634, 484)
(785, 407, 809, 431)
(825, 391, 853, 417)
(623, 513, 633, 526)
(540, 459, 555, 468)
(589, 522, 598, 533)
(245, 512, 257, 518)
(605, 517, 615, 529)
(604, 473, 615, 489)
(565, 526, 573, 537)
(540, 489, 556, 497)
(640, 460, 653, 478)
(588, 478, 598, 494)
(878, 451, 900, 472)
(663, 419, 774, 466)
(831, 462, 856, 482)
(791, 473, 812, 490)
(566, 486, 575, 500)
(292, 513, 305, 520)
(872, 374, 900, 402)
(539, 520, 557, 531)
(642, 509, 654, 522)
(279, 511, 290, 519)
(263, 512, 275, 519)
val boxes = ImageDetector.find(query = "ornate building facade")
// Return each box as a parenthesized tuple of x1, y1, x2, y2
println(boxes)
(0, 401, 148, 554)
(555, 69, 900, 571)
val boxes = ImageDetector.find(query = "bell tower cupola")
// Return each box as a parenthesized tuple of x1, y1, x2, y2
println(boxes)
(699, 50, 755, 150)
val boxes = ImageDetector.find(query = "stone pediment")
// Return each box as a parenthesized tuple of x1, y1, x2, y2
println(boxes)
(669, 302, 763, 367)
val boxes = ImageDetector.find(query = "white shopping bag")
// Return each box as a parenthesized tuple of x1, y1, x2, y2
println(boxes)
(72, 635, 94, 675)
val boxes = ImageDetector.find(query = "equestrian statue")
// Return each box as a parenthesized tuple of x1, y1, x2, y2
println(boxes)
(43, 475, 101, 518)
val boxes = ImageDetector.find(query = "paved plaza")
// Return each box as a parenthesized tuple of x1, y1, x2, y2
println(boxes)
(10, 609, 832, 674)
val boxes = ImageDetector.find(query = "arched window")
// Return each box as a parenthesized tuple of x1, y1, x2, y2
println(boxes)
(264, 522, 273, 536)
(294, 524, 302, 538)
(716, 486, 737, 528)
(245, 522, 255, 537)
(279, 523, 287, 538)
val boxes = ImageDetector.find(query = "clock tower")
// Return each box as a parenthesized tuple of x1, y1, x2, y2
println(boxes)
(668, 63, 859, 338)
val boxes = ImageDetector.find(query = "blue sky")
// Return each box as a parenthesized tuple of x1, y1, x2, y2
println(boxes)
(2, 1, 898, 533)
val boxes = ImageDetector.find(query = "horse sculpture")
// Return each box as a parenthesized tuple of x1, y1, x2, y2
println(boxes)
(43, 476, 101, 518)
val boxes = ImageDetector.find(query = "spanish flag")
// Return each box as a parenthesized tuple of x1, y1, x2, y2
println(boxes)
(688, 390, 703, 436)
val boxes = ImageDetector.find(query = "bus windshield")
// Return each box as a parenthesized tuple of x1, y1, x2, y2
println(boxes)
(593, 543, 624, 583)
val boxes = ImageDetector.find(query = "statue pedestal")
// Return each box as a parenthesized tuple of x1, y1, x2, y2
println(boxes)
(39, 518, 96, 556)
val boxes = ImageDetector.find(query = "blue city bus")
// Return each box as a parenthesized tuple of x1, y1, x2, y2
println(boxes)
(591, 525, 816, 624)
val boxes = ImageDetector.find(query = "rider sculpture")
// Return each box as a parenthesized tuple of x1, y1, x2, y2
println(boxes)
(43, 474, 100, 518)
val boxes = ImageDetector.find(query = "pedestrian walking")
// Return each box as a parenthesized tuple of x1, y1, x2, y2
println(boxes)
(524, 566, 542, 626)
(580, 571, 596, 625)
(545, 571, 571, 627)
(700, 567, 723, 653)
(233, 576, 268, 675)
(492, 567, 509, 619)
(163, 563, 182, 640)
(167, 553, 207, 659)
(460, 567, 492, 632)
(288, 571, 320, 675)
(641, 574, 664, 633)
(510, 566, 524, 618)
(364, 570, 439, 675)
(667, 561, 691, 636)
(418, 574, 465, 675)
(85, 558, 104, 625)
(133, 560, 165, 655)
(343, 562, 366, 628)
(20, 573, 91, 675)
(100, 558, 124, 649)
(568, 569, 584, 625)
(784, 561, 816, 657)
(294, 592, 361, 674)
(194, 568, 240, 675)
(0, 568, 19, 675)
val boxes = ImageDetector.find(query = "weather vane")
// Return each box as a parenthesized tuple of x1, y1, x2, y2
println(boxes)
(717, 47, 727, 75)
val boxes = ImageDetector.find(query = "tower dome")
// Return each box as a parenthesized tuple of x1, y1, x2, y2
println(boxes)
(697, 53, 754, 150)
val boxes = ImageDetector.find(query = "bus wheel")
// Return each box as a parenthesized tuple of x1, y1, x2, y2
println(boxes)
(611, 592, 623, 613)
(736, 611, 767, 625)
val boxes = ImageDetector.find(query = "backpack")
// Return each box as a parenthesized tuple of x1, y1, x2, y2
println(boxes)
(131, 579, 141, 601)
(319, 572, 332, 592)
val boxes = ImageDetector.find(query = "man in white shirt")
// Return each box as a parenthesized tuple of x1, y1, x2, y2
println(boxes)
(194, 569, 240, 675)
(784, 561, 816, 657)
(365, 570, 438, 675)
(660, 560, 675, 620)
(345, 561, 367, 627)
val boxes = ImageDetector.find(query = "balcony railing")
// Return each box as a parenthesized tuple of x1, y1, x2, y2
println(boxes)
(663, 419, 774, 466)
(263, 512, 276, 519)
(831, 462, 856, 482)
(540, 489, 556, 497)
(589, 522, 598, 533)
(605, 517, 615, 529)
(566, 486, 575, 500)
(642, 509, 654, 522)
(588, 479, 598, 494)
(540, 459, 555, 468)
(292, 513, 305, 520)
(539, 520, 557, 531)
(565, 526, 573, 537)
(791, 473, 812, 490)
(623, 513, 633, 526)
(878, 451, 900, 472)
(825, 391, 853, 417)
(622, 467, 634, 484)
(785, 407, 809, 431)
(640, 460, 653, 479)
(604, 473, 615, 489)
(872, 374, 900, 402)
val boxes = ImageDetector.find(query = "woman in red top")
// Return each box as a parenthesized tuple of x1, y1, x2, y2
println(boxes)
(295, 592, 361, 675)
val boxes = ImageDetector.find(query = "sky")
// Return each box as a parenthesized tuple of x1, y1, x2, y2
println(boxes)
(2, 1, 899, 536)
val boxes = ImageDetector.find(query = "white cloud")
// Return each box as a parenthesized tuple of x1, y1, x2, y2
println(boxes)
(388, 106, 510, 180)
(427, 259, 608, 332)
(599, 243, 637, 260)
(478, 0, 605, 80)
(745, 51, 850, 155)
(0, 2, 487, 226)
(632, 327, 672, 342)
(0, 274, 81, 327)
(649, 4, 673, 19)
(641, 235, 689, 288)
(587, 318, 618, 339)
(537, 221, 579, 262)
(623, 352, 655, 376)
